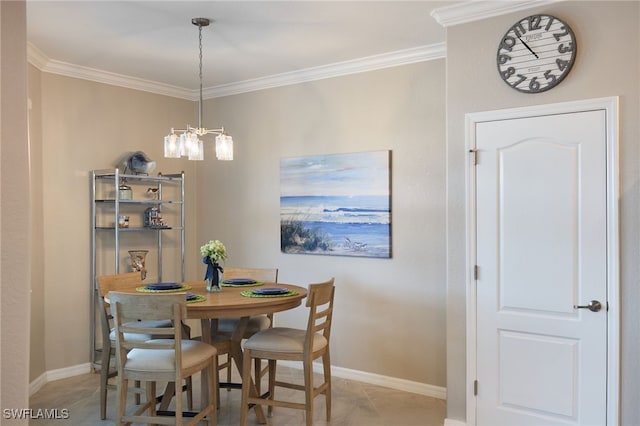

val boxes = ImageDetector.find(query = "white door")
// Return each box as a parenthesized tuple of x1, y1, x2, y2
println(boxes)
(470, 101, 618, 425)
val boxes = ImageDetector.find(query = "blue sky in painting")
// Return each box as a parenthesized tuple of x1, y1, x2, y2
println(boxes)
(280, 151, 390, 197)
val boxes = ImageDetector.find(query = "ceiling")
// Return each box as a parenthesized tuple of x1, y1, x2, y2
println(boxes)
(26, 1, 459, 96)
(27, 1, 550, 97)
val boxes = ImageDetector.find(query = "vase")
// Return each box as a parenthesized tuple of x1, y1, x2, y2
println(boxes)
(128, 250, 148, 280)
(205, 263, 222, 292)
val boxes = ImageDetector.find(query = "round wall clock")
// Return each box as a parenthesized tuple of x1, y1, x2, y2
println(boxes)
(496, 14, 577, 93)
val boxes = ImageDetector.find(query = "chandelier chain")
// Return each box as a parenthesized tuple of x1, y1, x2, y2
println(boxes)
(198, 23, 204, 130)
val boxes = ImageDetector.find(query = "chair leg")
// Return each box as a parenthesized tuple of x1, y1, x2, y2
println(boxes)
(99, 347, 111, 420)
(134, 380, 142, 405)
(215, 361, 221, 408)
(226, 353, 232, 391)
(239, 349, 252, 426)
(322, 351, 331, 421)
(267, 360, 276, 416)
(146, 381, 156, 418)
(254, 358, 262, 396)
(304, 358, 314, 426)
(175, 377, 183, 426)
(186, 377, 193, 410)
(116, 375, 128, 426)
(208, 357, 218, 426)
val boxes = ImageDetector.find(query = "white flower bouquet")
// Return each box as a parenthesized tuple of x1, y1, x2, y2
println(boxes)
(200, 239, 227, 264)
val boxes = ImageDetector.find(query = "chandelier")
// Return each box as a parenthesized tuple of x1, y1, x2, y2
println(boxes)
(164, 18, 233, 161)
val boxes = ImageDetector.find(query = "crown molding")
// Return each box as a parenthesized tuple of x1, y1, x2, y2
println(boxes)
(28, 42, 444, 101)
(205, 43, 445, 98)
(431, 0, 562, 27)
(27, 42, 194, 100)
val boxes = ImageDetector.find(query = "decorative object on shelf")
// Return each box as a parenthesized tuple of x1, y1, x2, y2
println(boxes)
(143, 207, 169, 228)
(163, 17, 234, 161)
(126, 151, 156, 174)
(200, 239, 227, 292)
(146, 187, 159, 200)
(118, 182, 132, 199)
(118, 215, 129, 228)
(128, 250, 148, 280)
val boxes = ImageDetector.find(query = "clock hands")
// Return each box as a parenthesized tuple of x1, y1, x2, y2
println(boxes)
(518, 36, 539, 59)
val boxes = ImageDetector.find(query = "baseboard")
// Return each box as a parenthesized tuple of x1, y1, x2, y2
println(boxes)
(29, 363, 92, 396)
(444, 418, 467, 426)
(278, 360, 447, 400)
(29, 372, 48, 396)
(31, 360, 447, 403)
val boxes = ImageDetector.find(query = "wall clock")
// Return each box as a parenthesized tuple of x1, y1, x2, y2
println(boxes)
(497, 14, 577, 93)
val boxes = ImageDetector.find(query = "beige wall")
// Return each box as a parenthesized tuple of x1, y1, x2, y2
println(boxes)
(1, 0, 31, 420)
(197, 61, 447, 384)
(28, 64, 45, 383)
(27, 59, 448, 388)
(445, 1, 640, 423)
(27, 72, 199, 376)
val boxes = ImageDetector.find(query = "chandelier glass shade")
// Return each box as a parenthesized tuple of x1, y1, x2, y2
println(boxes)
(164, 18, 233, 161)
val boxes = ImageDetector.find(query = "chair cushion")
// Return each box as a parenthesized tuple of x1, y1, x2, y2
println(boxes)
(109, 320, 173, 342)
(125, 339, 217, 372)
(217, 316, 271, 336)
(243, 327, 327, 354)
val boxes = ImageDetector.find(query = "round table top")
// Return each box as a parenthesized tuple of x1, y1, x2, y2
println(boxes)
(183, 281, 308, 319)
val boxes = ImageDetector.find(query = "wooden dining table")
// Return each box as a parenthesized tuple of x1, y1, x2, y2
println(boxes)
(151, 280, 307, 423)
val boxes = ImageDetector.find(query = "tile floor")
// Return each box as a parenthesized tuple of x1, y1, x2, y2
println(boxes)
(29, 365, 445, 425)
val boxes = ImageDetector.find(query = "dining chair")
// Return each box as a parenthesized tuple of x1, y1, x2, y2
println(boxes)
(216, 267, 278, 392)
(97, 272, 192, 420)
(239, 277, 335, 426)
(110, 291, 218, 426)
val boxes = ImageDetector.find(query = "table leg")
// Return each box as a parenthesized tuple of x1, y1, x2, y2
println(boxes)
(158, 382, 175, 411)
(200, 318, 212, 409)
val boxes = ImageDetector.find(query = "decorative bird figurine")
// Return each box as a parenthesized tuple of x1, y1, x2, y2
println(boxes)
(126, 151, 156, 174)
(146, 187, 159, 199)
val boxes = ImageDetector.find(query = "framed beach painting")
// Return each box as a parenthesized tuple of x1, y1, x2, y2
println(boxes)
(280, 150, 391, 258)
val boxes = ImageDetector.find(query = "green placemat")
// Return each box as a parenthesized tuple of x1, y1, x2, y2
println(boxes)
(136, 284, 192, 293)
(186, 294, 206, 304)
(240, 290, 299, 298)
(221, 281, 264, 288)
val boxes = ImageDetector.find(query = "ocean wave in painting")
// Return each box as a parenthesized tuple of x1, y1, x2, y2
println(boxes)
(280, 195, 391, 258)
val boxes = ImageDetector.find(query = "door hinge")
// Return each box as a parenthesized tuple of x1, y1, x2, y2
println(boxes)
(469, 149, 478, 165)
(474, 380, 478, 396)
(473, 265, 479, 280)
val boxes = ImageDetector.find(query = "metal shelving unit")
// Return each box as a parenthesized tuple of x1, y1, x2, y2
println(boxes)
(89, 168, 185, 368)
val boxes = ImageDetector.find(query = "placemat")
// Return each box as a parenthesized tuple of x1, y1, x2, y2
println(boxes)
(186, 295, 206, 304)
(221, 281, 264, 288)
(240, 290, 299, 298)
(136, 285, 192, 293)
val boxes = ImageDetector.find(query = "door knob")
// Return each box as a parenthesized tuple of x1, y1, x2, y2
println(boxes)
(573, 300, 602, 312)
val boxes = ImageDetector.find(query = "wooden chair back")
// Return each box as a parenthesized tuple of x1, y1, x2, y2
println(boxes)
(97, 272, 143, 338)
(305, 278, 335, 353)
(109, 291, 185, 367)
(98, 271, 143, 298)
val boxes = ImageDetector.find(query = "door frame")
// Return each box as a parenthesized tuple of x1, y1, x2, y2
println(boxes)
(465, 97, 619, 425)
